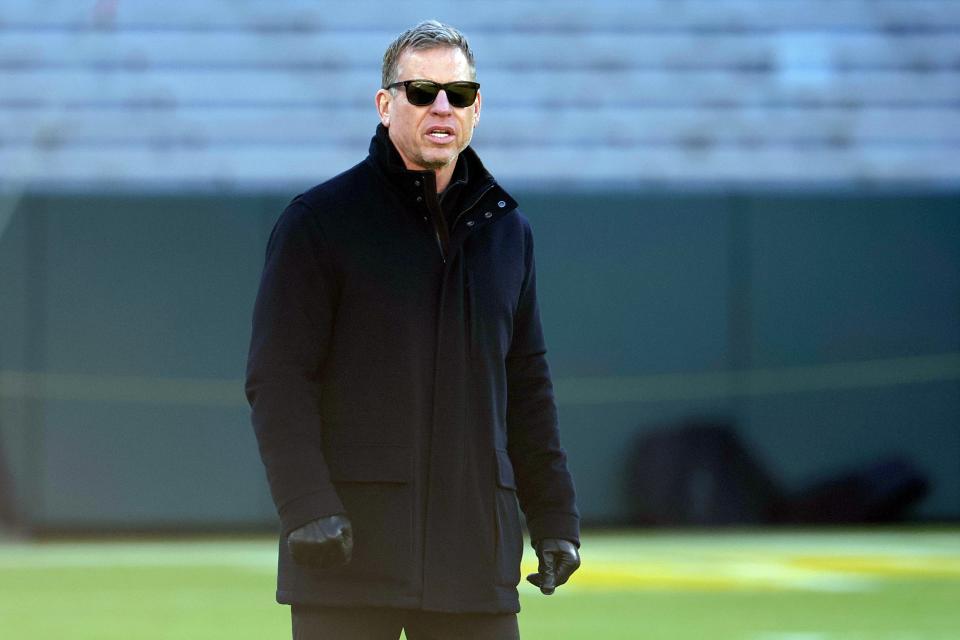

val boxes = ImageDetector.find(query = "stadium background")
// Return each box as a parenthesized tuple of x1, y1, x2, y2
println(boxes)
(0, 1, 958, 638)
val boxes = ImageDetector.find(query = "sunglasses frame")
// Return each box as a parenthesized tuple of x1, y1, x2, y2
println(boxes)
(385, 79, 481, 108)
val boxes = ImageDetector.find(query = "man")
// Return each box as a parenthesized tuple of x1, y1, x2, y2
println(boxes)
(246, 20, 580, 639)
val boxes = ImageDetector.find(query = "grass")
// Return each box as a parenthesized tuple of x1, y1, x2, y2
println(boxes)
(0, 529, 958, 639)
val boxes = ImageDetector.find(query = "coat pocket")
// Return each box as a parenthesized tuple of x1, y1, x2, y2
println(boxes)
(325, 446, 413, 585)
(494, 449, 523, 586)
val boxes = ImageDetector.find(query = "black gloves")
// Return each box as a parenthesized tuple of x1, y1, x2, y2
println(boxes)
(287, 515, 580, 593)
(526, 538, 580, 595)
(287, 514, 354, 569)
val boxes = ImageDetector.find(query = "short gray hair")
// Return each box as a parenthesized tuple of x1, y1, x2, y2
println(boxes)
(381, 20, 476, 88)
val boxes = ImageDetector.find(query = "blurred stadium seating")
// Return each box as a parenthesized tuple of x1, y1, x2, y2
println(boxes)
(1, 0, 958, 190)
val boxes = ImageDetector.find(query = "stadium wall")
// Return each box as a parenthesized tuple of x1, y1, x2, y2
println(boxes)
(0, 190, 957, 531)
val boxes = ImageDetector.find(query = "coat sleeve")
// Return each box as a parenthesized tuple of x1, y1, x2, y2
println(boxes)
(505, 218, 580, 547)
(245, 198, 344, 536)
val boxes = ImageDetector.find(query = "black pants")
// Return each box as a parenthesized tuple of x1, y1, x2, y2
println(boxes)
(291, 605, 520, 640)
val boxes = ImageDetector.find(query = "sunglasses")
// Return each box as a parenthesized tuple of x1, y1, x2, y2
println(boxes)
(386, 79, 480, 108)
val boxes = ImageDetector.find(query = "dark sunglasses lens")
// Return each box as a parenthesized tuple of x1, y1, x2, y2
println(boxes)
(445, 83, 478, 107)
(405, 82, 440, 106)
(403, 81, 478, 107)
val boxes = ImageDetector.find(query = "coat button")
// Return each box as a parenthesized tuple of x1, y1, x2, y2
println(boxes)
(416, 196, 423, 202)
(414, 180, 420, 187)
(423, 216, 428, 222)
(484, 211, 492, 218)
(466, 220, 475, 227)
(497, 200, 506, 208)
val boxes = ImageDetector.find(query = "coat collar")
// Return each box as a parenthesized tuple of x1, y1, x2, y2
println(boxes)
(365, 124, 518, 229)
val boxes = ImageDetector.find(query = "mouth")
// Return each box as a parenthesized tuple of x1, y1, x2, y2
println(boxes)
(425, 126, 455, 141)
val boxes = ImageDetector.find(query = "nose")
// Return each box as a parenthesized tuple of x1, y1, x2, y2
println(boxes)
(431, 89, 453, 114)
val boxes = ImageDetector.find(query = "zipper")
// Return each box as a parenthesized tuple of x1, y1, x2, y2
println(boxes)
(424, 189, 450, 264)
(434, 230, 445, 264)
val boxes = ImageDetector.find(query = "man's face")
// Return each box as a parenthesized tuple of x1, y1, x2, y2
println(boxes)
(376, 46, 481, 173)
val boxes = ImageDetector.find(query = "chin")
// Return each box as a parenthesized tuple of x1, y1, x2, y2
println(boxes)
(419, 153, 456, 171)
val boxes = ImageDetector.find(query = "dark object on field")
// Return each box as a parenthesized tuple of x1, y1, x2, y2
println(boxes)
(623, 421, 783, 525)
(0, 446, 18, 531)
(623, 420, 929, 526)
(785, 457, 929, 524)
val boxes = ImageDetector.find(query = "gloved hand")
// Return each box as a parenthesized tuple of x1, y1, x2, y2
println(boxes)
(287, 514, 353, 569)
(526, 538, 580, 595)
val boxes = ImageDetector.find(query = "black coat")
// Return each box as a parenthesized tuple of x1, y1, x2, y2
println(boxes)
(245, 125, 579, 613)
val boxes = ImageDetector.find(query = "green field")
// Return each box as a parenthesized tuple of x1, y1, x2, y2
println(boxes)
(1, 529, 958, 639)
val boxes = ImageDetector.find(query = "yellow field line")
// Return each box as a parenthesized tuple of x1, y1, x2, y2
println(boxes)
(787, 555, 960, 578)
(522, 552, 960, 592)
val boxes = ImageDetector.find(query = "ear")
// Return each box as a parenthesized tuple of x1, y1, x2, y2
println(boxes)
(472, 89, 481, 127)
(375, 89, 392, 127)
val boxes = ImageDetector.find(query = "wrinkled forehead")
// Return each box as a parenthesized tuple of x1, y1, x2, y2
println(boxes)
(395, 46, 476, 83)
